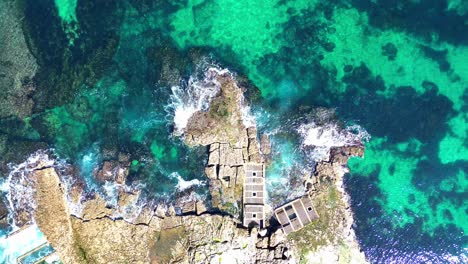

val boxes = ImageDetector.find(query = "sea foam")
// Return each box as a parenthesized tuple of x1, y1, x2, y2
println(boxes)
(167, 67, 226, 135)
(298, 122, 370, 161)
(169, 172, 205, 192)
(167, 64, 257, 135)
(2, 151, 57, 229)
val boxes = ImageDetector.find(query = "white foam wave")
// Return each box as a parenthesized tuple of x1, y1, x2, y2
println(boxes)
(112, 190, 146, 223)
(167, 64, 259, 135)
(0, 150, 128, 227)
(167, 67, 226, 135)
(240, 100, 257, 129)
(298, 122, 370, 161)
(0, 150, 162, 227)
(59, 174, 84, 217)
(2, 151, 57, 229)
(170, 172, 205, 192)
(102, 181, 120, 207)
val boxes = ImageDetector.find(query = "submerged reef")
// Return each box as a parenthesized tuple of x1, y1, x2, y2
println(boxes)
(0, 0, 37, 119)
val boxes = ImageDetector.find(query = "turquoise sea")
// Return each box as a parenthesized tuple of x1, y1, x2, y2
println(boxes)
(0, 0, 467, 263)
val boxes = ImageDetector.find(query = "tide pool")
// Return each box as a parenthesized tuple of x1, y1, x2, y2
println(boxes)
(0, 225, 57, 264)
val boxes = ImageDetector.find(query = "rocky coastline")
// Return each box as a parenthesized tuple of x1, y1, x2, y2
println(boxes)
(4, 69, 368, 263)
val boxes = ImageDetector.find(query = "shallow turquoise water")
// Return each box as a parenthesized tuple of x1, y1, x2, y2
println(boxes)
(0, 0, 466, 262)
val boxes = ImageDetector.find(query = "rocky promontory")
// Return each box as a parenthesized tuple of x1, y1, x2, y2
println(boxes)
(5, 68, 368, 263)
(184, 70, 264, 215)
(289, 146, 367, 263)
(28, 165, 292, 264)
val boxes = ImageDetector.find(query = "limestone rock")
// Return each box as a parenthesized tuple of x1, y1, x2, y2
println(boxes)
(287, 145, 368, 263)
(28, 165, 294, 264)
(269, 229, 285, 248)
(32, 168, 85, 264)
(208, 143, 220, 165)
(204, 165, 217, 179)
(133, 206, 155, 225)
(260, 134, 272, 156)
(71, 216, 154, 264)
(196, 200, 207, 215)
(178, 200, 197, 214)
(155, 204, 166, 218)
(117, 189, 139, 208)
(81, 195, 113, 220)
(256, 237, 269, 249)
(182, 70, 265, 218)
(184, 73, 247, 146)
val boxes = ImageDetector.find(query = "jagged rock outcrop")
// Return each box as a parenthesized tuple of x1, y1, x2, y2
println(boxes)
(181, 70, 367, 263)
(33, 167, 86, 264)
(10, 68, 368, 263)
(93, 153, 130, 184)
(287, 146, 367, 263)
(184, 72, 248, 147)
(184, 71, 263, 214)
(29, 166, 293, 264)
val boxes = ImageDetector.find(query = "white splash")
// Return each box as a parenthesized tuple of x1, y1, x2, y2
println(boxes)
(298, 122, 370, 161)
(95, 179, 149, 222)
(2, 151, 57, 230)
(0, 150, 156, 228)
(167, 64, 259, 135)
(102, 181, 120, 207)
(167, 67, 227, 135)
(240, 100, 257, 128)
(170, 172, 204, 192)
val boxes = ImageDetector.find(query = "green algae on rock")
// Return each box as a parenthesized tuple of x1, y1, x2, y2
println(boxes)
(288, 146, 367, 264)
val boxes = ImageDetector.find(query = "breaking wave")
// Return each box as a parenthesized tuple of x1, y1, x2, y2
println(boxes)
(166, 64, 257, 135)
(298, 122, 370, 161)
(1, 151, 58, 230)
(166, 67, 227, 135)
(169, 172, 205, 192)
(0, 150, 148, 228)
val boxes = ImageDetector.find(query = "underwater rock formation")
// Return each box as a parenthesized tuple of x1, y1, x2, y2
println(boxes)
(0, 0, 38, 119)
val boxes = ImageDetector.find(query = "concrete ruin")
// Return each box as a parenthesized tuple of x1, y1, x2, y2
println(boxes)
(242, 163, 266, 228)
(274, 195, 319, 235)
